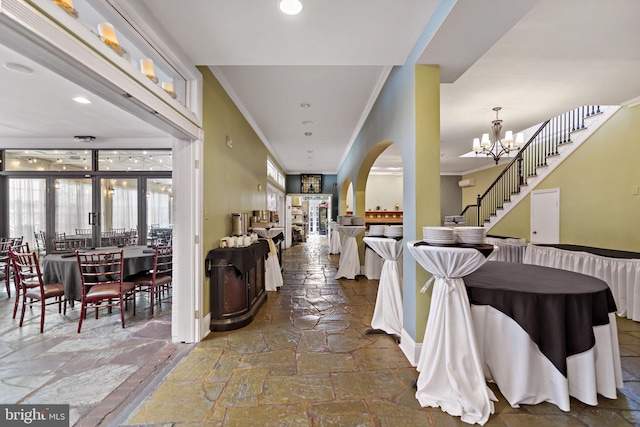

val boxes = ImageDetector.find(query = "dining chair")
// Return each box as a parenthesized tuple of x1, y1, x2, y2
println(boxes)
(54, 238, 91, 252)
(9, 242, 32, 318)
(34, 231, 47, 257)
(11, 249, 66, 333)
(108, 234, 136, 247)
(76, 249, 136, 333)
(125, 229, 139, 246)
(0, 237, 22, 296)
(0, 238, 11, 297)
(133, 245, 172, 315)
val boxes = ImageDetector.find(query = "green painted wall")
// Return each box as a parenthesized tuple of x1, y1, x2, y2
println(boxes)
(461, 165, 505, 208)
(463, 106, 640, 251)
(199, 66, 276, 314)
(414, 64, 442, 341)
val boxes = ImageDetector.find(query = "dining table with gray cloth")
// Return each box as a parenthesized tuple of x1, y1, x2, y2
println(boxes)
(42, 246, 156, 300)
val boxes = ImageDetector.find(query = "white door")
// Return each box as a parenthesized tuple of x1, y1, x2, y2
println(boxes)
(530, 188, 559, 244)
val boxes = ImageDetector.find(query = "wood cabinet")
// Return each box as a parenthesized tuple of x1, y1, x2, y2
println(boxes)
(205, 241, 269, 331)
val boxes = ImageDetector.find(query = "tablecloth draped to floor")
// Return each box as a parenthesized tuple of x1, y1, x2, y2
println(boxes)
(407, 242, 495, 425)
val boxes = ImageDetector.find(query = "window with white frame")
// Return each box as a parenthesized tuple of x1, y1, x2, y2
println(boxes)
(267, 157, 285, 189)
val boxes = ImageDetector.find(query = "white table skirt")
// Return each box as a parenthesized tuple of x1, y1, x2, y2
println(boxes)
(363, 237, 403, 336)
(335, 226, 366, 280)
(472, 306, 622, 410)
(485, 237, 527, 263)
(252, 228, 284, 291)
(407, 241, 495, 425)
(329, 227, 342, 254)
(524, 244, 640, 320)
(364, 247, 383, 280)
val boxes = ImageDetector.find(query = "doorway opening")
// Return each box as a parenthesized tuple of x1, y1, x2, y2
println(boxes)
(284, 194, 332, 248)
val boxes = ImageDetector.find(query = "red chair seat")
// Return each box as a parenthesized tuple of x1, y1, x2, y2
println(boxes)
(25, 283, 65, 300)
(134, 274, 172, 287)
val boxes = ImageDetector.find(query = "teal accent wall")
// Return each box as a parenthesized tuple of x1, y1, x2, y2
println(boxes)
(286, 174, 339, 220)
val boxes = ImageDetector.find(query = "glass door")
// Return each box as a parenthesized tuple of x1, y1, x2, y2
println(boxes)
(101, 178, 138, 246)
(54, 177, 94, 250)
(146, 178, 172, 245)
(8, 178, 47, 251)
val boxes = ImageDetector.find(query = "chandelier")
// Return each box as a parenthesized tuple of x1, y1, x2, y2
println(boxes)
(473, 107, 524, 164)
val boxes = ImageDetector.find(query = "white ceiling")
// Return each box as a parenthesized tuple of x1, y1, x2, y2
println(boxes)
(1, 0, 640, 175)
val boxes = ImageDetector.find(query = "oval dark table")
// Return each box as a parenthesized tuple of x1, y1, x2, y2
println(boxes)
(464, 261, 622, 411)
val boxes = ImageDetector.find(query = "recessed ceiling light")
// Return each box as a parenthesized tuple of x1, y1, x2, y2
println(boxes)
(307, 150, 314, 153)
(302, 120, 314, 125)
(3, 62, 34, 74)
(300, 103, 310, 108)
(304, 132, 313, 136)
(72, 96, 91, 104)
(279, 0, 302, 15)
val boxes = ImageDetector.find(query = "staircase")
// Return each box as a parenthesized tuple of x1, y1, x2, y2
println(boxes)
(461, 105, 619, 230)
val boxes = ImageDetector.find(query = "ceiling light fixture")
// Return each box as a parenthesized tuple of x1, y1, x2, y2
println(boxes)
(304, 132, 313, 136)
(300, 103, 310, 108)
(473, 107, 524, 164)
(3, 62, 34, 74)
(72, 97, 91, 104)
(279, 0, 302, 15)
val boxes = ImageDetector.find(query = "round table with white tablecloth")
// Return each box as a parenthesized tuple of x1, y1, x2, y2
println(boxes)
(328, 221, 341, 254)
(406, 241, 495, 426)
(335, 226, 366, 279)
(363, 236, 403, 338)
(363, 246, 383, 280)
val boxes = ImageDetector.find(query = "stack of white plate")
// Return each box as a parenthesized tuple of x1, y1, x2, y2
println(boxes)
(352, 217, 365, 226)
(384, 225, 403, 238)
(423, 226, 456, 244)
(369, 224, 386, 236)
(339, 216, 353, 226)
(454, 226, 486, 244)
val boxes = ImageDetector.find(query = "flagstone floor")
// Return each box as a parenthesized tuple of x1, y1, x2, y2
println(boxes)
(0, 265, 189, 427)
(122, 236, 640, 427)
(3, 236, 640, 426)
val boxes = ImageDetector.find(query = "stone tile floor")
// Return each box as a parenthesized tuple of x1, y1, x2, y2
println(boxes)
(0, 269, 190, 427)
(122, 236, 640, 427)
(3, 236, 640, 426)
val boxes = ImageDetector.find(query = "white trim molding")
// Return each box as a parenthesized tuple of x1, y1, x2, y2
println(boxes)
(400, 328, 422, 367)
